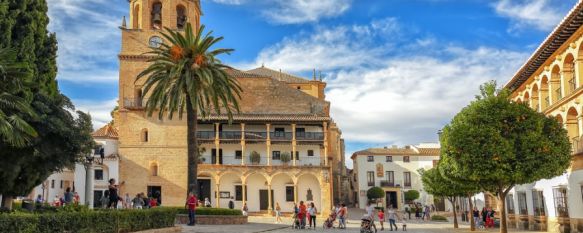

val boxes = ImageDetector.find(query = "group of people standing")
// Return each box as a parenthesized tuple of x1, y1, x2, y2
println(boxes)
(404, 203, 433, 221)
(293, 201, 319, 229)
(473, 207, 496, 228)
(366, 202, 406, 232)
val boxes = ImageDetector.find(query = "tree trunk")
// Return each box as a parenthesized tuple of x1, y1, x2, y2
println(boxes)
(497, 189, 508, 233)
(186, 94, 199, 197)
(449, 196, 459, 229)
(1, 196, 13, 210)
(468, 193, 475, 231)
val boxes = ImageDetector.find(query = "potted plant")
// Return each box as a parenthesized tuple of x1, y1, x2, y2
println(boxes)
(280, 152, 291, 165)
(249, 151, 261, 165)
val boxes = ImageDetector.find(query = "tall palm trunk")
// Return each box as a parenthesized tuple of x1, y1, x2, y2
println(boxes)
(186, 94, 198, 196)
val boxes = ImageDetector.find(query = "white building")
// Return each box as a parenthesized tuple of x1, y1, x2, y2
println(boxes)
(351, 143, 440, 210)
(29, 124, 119, 208)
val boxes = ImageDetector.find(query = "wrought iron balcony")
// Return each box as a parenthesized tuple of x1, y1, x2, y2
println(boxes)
(296, 132, 324, 140)
(270, 132, 293, 141)
(244, 131, 267, 140)
(196, 131, 215, 140)
(220, 131, 242, 140)
(380, 181, 398, 187)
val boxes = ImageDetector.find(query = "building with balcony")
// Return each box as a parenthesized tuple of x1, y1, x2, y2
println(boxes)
(28, 124, 120, 208)
(505, 1, 583, 232)
(115, 0, 344, 214)
(351, 143, 440, 210)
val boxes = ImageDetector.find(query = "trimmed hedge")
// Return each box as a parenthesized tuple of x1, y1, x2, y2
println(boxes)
(0, 207, 176, 233)
(172, 207, 242, 216)
(431, 215, 448, 222)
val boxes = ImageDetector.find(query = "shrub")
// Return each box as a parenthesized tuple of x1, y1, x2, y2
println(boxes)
(0, 207, 176, 233)
(431, 215, 448, 222)
(249, 151, 261, 164)
(280, 152, 291, 164)
(171, 207, 242, 216)
(404, 190, 420, 203)
(366, 187, 385, 202)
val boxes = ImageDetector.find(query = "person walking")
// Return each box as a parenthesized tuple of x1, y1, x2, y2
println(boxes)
(424, 205, 431, 221)
(365, 202, 377, 232)
(481, 207, 487, 227)
(108, 178, 119, 209)
(149, 197, 158, 208)
(405, 204, 411, 220)
(387, 205, 398, 231)
(275, 202, 282, 224)
(378, 208, 385, 231)
(185, 192, 197, 226)
(472, 207, 480, 228)
(338, 203, 348, 229)
(124, 193, 131, 209)
(73, 192, 80, 205)
(299, 201, 307, 229)
(308, 202, 317, 229)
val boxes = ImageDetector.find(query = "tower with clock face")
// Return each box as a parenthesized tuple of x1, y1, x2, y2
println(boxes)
(116, 0, 201, 206)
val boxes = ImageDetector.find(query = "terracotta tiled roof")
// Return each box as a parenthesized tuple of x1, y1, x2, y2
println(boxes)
(224, 68, 268, 78)
(92, 124, 118, 139)
(351, 146, 440, 159)
(247, 66, 311, 83)
(200, 113, 330, 122)
(505, 1, 583, 91)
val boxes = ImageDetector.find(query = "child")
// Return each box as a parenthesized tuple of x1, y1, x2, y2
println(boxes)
(378, 209, 385, 231)
(401, 218, 407, 231)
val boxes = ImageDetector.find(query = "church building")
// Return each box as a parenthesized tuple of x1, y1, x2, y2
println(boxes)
(116, 0, 345, 214)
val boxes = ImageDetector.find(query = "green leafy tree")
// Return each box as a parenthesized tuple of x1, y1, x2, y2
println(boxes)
(440, 81, 571, 233)
(404, 190, 420, 203)
(0, 0, 58, 95)
(137, 23, 241, 195)
(366, 187, 385, 205)
(0, 47, 37, 147)
(0, 94, 95, 208)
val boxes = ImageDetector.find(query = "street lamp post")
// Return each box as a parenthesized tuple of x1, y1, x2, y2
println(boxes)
(84, 155, 94, 209)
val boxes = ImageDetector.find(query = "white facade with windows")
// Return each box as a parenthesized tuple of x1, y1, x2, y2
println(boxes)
(351, 143, 440, 210)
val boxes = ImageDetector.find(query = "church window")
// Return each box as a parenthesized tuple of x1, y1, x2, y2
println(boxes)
(133, 4, 140, 29)
(151, 2, 162, 29)
(150, 162, 158, 176)
(176, 5, 187, 29)
(141, 129, 149, 142)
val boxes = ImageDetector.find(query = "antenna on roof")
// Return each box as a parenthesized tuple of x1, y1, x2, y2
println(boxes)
(319, 71, 322, 81)
(313, 69, 316, 80)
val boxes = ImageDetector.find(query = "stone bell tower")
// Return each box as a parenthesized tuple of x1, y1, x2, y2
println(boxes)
(116, 0, 201, 205)
(118, 0, 201, 111)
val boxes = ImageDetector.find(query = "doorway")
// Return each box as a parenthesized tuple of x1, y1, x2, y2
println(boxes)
(211, 149, 223, 164)
(385, 191, 398, 209)
(259, 189, 274, 210)
(93, 190, 104, 208)
(147, 186, 162, 205)
(198, 179, 211, 205)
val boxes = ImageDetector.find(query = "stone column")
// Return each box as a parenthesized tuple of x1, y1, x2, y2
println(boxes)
(215, 183, 220, 208)
(241, 123, 246, 165)
(292, 123, 297, 166)
(268, 184, 273, 214)
(242, 178, 247, 206)
(294, 182, 298, 204)
(266, 123, 271, 166)
(215, 123, 220, 165)
(85, 164, 94, 209)
(578, 116, 583, 137)
(323, 122, 329, 166)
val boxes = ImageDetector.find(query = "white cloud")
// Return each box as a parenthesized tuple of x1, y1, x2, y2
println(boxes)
(72, 98, 117, 130)
(210, 0, 352, 24)
(493, 0, 573, 31)
(47, 0, 123, 84)
(238, 19, 528, 165)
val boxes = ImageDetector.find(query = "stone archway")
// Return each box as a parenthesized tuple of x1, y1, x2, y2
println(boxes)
(271, 173, 295, 212)
(297, 173, 322, 211)
(245, 172, 269, 212)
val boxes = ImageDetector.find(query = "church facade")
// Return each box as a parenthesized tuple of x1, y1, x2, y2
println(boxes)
(116, 0, 344, 214)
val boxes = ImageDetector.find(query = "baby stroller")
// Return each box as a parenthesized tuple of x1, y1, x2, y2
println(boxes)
(360, 216, 374, 233)
(323, 212, 337, 229)
(292, 213, 301, 229)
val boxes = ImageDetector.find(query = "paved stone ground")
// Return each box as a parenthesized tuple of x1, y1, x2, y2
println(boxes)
(181, 209, 535, 233)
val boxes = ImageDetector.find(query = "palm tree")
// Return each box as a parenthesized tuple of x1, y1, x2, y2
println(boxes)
(137, 23, 241, 195)
(0, 47, 37, 147)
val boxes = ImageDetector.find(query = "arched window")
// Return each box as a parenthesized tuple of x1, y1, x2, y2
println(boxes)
(176, 5, 187, 29)
(141, 128, 149, 142)
(133, 4, 140, 29)
(151, 2, 162, 29)
(150, 162, 158, 176)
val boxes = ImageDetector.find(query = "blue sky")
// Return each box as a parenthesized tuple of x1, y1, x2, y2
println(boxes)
(47, 0, 577, 167)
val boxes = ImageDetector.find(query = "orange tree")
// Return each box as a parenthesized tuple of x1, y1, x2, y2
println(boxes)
(137, 23, 241, 195)
(439, 81, 571, 233)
